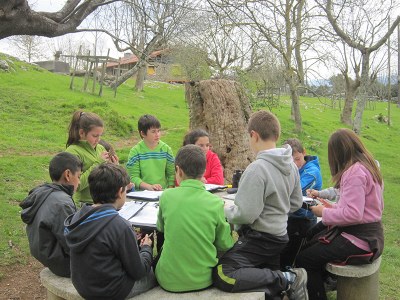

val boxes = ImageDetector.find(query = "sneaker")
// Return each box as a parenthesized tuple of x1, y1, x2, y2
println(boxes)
(284, 268, 309, 300)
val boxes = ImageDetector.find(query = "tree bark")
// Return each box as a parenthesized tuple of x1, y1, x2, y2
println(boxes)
(341, 76, 360, 125)
(353, 53, 371, 134)
(135, 62, 147, 92)
(185, 79, 254, 183)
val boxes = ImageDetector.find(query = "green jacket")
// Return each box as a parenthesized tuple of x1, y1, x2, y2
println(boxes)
(66, 141, 106, 204)
(126, 140, 175, 189)
(156, 179, 233, 292)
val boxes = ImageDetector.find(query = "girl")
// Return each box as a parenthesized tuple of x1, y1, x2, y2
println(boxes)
(296, 128, 384, 300)
(66, 111, 118, 204)
(183, 129, 224, 185)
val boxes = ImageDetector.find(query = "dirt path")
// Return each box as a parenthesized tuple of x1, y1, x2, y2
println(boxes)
(0, 258, 46, 300)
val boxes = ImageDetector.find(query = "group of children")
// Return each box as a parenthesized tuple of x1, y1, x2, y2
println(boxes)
(20, 109, 384, 300)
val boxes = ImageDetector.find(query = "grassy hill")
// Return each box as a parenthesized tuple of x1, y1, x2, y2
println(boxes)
(1, 53, 399, 299)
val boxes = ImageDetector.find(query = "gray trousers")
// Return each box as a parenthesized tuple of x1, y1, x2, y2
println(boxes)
(126, 269, 157, 298)
(213, 227, 289, 300)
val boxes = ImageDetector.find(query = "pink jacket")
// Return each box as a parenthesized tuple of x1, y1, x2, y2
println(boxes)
(322, 162, 383, 226)
(204, 150, 224, 185)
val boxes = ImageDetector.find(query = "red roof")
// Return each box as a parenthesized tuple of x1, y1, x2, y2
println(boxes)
(107, 49, 168, 68)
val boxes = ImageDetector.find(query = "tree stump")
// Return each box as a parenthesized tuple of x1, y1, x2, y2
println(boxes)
(185, 79, 254, 183)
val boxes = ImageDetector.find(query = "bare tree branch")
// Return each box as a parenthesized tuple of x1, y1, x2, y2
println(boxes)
(0, 0, 120, 39)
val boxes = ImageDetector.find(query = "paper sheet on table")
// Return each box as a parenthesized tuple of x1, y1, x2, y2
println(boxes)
(129, 202, 159, 227)
(205, 184, 227, 192)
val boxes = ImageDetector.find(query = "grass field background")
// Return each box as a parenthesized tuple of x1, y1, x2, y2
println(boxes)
(1, 53, 399, 299)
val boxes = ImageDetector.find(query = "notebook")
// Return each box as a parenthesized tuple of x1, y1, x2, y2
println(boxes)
(205, 184, 227, 192)
(129, 202, 159, 227)
(126, 190, 163, 201)
(118, 201, 147, 220)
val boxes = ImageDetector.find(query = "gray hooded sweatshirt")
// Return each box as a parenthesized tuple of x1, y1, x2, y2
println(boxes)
(225, 146, 303, 236)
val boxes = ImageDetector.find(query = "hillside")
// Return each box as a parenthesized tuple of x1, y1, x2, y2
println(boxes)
(1, 53, 400, 299)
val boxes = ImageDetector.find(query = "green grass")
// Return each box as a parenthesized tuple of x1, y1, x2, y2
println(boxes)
(1, 53, 399, 298)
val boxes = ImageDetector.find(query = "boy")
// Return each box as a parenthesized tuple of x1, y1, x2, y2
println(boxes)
(126, 114, 175, 191)
(64, 163, 156, 299)
(155, 145, 233, 292)
(283, 138, 322, 195)
(280, 138, 323, 268)
(20, 152, 82, 277)
(212, 111, 308, 300)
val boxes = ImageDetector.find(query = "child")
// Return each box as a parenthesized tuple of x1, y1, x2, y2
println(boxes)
(126, 114, 175, 191)
(64, 163, 156, 299)
(280, 138, 323, 268)
(212, 110, 308, 300)
(155, 144, 233, 292)
(296, 128, 384, 300)
(20, 152, 82, 277)
(66, 110, 119, 205)
(182, 128, 224, 185)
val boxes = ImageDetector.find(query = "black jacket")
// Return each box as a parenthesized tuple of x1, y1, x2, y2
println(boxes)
(20, 183, 76, 277)
(64, 204, 153, 300)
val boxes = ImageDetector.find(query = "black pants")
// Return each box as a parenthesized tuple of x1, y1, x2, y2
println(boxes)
(296, 234, 368, 300)
(280, 216, 317, 269)
(212, 227, 289, 300)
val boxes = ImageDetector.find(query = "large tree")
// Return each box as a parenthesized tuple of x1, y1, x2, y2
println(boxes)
(0, 0, 120, 39)
(322, 0, 400, 134)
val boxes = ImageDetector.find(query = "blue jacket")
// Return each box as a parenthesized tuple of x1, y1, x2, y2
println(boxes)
(292, 155, 322, 220)
(299, 155, 322, 195)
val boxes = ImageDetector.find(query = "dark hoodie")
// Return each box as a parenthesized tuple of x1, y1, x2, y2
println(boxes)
(64, 204, 153, 300)
(20, 183, 76, 277)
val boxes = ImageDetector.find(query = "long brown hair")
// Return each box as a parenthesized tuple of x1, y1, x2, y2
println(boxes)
(66, 111, 104, 147)
(328, 128, 382, 188)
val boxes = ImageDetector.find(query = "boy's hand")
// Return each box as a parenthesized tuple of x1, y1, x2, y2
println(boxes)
(140, 234, 153, 247)
(150, 184, 163, 191)
(307, 189, 319, 198)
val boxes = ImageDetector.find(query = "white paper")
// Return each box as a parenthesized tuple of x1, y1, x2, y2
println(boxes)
(129, 202, 159, 227)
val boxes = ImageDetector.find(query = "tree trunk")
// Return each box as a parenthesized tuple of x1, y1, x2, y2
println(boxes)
(135, 62, 147, 92)
(341, 80, 359, 125)
(185, 79, 254, 183)
(353, 53, 371, 134)
(288, 79, 302, 132)
(110, 61, 142, 89)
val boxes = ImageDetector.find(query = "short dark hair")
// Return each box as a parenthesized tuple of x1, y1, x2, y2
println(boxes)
(283, 138, 304, 153)
(247, 110, 280, 141)
(49, 152, 83, 182)
(138, 114, 161, 137)
(183, 129, 209, 146)
(175, 145, 206, 179)
(88, 163, 130, 204)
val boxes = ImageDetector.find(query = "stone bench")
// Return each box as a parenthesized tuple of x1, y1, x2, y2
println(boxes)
(325, 256, 382, 300)
(40, 268, 264, 300)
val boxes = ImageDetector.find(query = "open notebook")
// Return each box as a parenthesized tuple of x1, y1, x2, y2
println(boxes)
(118, 201, 148, 220)
(129, 202, 159, 227)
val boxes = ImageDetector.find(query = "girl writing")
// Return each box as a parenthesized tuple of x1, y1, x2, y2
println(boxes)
(296, 128, 384, 300)
(66, 111, 118, 204)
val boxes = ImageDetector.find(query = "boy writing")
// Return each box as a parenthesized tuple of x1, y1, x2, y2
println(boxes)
(126, 114, 175, 191)
(280, 138, 323, 268)
(155, 144, 233, 292)
(20, 152, 82, 277)
(64, 163, 156, 299)
(212, 111, 308, 300)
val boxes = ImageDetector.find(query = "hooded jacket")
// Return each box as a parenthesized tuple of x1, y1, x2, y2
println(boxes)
(299, 155, 323, 195)
(20, 183, 76, 277)
(64, 204, 153, 300)
(225, 147, 303, 236)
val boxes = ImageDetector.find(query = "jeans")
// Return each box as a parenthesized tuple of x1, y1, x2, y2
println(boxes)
(126, 269, 157, 298)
